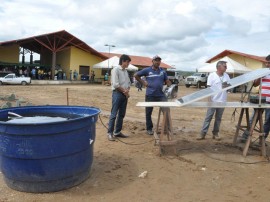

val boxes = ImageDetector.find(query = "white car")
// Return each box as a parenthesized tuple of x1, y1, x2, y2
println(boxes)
(0, 74, 31, 85)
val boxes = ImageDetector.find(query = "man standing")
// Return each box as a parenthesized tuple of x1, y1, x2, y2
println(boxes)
(104, 73, 109, 85)
(253, 55, 270, 140)
(135, 55, 171, 135)
(73, 70, 78, 80)
(197, 60, 230, 140)
(107, 54, 131, 141)
(91, 71, 95, 83)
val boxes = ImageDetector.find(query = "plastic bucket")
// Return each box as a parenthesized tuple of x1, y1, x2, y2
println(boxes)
(0, 105, 100, 193)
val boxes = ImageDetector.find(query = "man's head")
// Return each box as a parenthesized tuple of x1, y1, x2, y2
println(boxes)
(152, 55, 162, 68)
(265, 55, 270, 68)
(216, 60, 227, 73)
(119, 54, 131, 68)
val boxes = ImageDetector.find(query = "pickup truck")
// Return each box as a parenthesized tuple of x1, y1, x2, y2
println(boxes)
(0, 74, 31, 85)
(166, 69, 183, 84)
(185, 73, 207, 88)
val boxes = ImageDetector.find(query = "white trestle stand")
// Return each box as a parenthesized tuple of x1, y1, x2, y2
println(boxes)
(137, 101, 270, 157)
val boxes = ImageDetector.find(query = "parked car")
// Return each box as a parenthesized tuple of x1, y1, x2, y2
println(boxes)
(166, 69, 183, 84)
(0, 74, 31, 85)
(184, 73, 208, 88)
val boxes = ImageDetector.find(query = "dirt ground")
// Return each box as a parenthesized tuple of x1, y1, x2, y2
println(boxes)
(0, 83, 270, 202)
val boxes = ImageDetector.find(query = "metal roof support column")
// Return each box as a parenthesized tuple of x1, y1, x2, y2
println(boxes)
(21, 48, 25, 65)
(52, 51, 56, 79)
(30, 51, 33, 64)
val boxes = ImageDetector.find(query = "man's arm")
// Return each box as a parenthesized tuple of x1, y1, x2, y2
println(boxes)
(135, 72, 148, 87)
(253, 78, 261, 87)
(163, 70, 171, 87)
(165, 79, 171, 87)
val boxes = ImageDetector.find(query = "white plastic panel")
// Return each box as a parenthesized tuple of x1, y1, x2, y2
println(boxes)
(177, 68, 270, 106)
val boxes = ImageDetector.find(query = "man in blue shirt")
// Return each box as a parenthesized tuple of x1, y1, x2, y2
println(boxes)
(135, 55, 171, 135)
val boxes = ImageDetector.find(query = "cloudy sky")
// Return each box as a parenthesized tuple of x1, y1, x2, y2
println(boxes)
(0, 0, 269, 71)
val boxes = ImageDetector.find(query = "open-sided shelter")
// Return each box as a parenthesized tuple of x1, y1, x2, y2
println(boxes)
(100, 52, 171, 70)
(0, 30, 107, 79)
(93, 56, 138, 71)
(198, 56, 252, 74)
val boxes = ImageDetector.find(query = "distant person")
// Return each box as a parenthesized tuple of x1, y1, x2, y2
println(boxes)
(73, 70, 78, 80)
(91, 71, 95, 83)
(63, 72, 66, 80)
(197, 61, 230, 140)
(107, 54, 131, 141)
(135, 79, 143, 91)
(23, 69, 28, 77)
(70, 70, 72, 81)
(135, 55, 171, 135)
(48, 70, 51, 80)
(19, 68, 23, 76)
(104, 72, 109, 85)
(31, 68, 36, 80)
(134, 76, 143, 91)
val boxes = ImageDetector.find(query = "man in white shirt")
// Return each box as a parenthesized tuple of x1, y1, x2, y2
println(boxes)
(107, 54, 131, 141)
(197, 60, 230, 140)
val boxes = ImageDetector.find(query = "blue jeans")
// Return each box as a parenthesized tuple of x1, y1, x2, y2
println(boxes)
(264, 108, 270, 139)
(145, 95, 167, 131)
(201, 108, 225, 136)
(108, 91, 128, 135)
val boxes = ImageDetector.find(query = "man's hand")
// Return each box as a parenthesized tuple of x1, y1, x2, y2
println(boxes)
(123, 89, 130, 98)
(166, 79, 172, 87)
(144, 81, 148, 88)
(134, 74, 147, 88)
(253, 78, 260, 87)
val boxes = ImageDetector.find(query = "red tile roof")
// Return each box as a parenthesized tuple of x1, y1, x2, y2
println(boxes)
(0, 30, 107, 59)
(206, 50, 266, 63)
(100, 52, 171, 69)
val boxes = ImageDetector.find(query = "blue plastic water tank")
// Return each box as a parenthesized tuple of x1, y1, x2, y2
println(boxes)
(0, 105, 100, 193)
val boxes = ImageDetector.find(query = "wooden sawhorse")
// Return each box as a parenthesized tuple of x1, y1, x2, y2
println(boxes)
(233, 108, 266, 157)
(154, 107, 178, 155)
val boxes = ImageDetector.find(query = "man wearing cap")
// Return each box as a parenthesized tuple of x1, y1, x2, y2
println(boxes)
(135, 55, 171, 135)
(197, 60, 230, 140)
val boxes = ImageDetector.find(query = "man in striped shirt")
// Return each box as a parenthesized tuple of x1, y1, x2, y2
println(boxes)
(254, 55, 270, 139)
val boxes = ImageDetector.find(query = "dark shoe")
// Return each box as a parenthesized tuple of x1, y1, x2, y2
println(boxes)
(147, 130, 154, 135)
(114, 132, 129, 138)
(107, 133, 116, 141)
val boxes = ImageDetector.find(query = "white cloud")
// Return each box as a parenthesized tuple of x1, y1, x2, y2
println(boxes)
(0, 0, 270, 71)
(174, 1, 196, 17)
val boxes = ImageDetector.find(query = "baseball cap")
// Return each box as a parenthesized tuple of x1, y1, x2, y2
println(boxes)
(152, 55, 162, 60)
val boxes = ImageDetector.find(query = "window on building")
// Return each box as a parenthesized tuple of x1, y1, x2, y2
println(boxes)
(79, 66, 90, 75)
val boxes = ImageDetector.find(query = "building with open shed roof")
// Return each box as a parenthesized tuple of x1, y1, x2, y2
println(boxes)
(0, 30, 107, 80)
(0, 30, 172, 82)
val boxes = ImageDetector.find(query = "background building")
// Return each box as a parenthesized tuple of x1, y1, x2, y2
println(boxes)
(0, 30, 107, 80)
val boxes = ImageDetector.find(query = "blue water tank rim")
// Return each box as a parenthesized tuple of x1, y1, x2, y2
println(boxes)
(0, 105, 101, 125)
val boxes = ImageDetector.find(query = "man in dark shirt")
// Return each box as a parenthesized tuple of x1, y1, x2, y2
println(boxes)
(135, 55, 171, 135)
